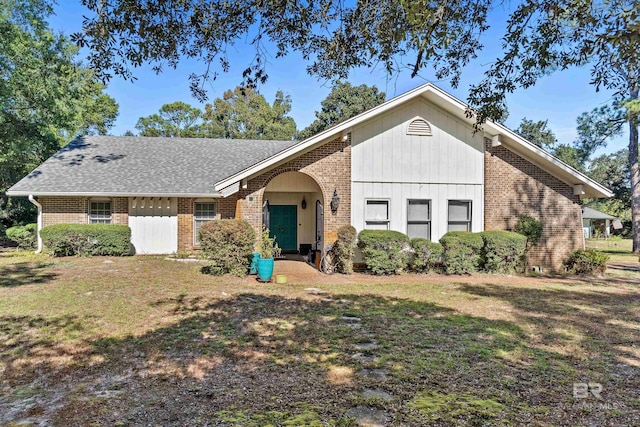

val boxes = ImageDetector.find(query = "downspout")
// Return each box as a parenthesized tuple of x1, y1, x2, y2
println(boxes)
(28, 195, 43, 254)
(580, 207, 586, 251)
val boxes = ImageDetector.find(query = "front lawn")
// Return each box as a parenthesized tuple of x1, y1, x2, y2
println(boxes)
(1, 252, 639, 426)
(586, 238, 637, 263)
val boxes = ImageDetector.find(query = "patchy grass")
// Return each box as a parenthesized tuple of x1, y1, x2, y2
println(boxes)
(0, 251, 639, 426)
(586, 238, 638, 263)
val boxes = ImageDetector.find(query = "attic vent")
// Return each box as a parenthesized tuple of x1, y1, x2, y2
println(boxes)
(407, 117, 432, 136)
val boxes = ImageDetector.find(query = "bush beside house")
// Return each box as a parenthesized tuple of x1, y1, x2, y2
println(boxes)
(565, 249, 609, 275)
(481, 230, 527, 274)
(439, 231, 484, 274)
(410, 238, 443, 273)
(358, 230, 410, 275)
(335, 225, 357, 274)
(6, 223, 37, 249)
(40, 224, 131, 256)
(199, 219, 256, 276)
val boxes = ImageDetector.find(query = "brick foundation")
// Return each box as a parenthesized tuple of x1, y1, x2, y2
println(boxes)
(484, 141, 583, 270)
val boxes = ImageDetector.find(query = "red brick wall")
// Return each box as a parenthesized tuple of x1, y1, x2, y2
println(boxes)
(484, 141, 583, 270)
(40, 196, 129, 227)
(238, 135, 352, 247)
(40, 197, 88, 227)
(177, 196, 240, 252)
(112, 197, 129, 225)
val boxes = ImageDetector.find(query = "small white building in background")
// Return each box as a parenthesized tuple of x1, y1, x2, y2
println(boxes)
(582, 206, 617, 239)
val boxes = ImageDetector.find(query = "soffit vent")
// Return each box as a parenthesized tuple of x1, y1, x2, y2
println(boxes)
(407, 117, 432, 136)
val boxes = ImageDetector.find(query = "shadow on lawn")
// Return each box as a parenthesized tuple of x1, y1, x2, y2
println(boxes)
(0, 261, 57, 287)
(1, 292, 639, 426)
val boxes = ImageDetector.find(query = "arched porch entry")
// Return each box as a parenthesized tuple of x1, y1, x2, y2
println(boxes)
(262, 171, 325, 256)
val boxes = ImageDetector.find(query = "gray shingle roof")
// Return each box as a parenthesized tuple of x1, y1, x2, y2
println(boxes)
(7, 136, 298, 196)
(582, 206, 616, 220)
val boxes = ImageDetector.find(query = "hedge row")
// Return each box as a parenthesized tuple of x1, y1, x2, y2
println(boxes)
(358, 229, 527, 275)
(40, 224, 131, 256)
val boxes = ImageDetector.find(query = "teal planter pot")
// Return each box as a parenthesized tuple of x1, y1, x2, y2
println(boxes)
(257, 257, 274, 281)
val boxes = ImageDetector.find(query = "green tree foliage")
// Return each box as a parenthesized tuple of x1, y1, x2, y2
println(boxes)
(203, 87, 296, 140)
(515, 118, 557, 150)
(588, 149, 632, 218)
(1, 0, 118, 226)
(135, 102, 203, 137)
(299, 82, 386, 139)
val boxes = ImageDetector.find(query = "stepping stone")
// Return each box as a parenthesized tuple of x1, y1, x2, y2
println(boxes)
(351, 353, 377, 364)
(359, 368, 389, 381)
(345, 406, 390, 427)
(354, 342, 378, 351)
(362, 388, 393, 401)
(304, 287, 327, 295)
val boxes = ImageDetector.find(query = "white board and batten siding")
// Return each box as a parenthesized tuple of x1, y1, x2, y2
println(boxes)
(128, 197, 178, 254)
(351, 97, 485, 241)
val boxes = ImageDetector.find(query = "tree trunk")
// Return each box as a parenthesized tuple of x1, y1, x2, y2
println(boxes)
(629, 90, 640, 253)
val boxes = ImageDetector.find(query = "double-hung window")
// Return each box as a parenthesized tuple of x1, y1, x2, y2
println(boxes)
(407, 199, 431, 239)
(194, 202, 216, 245)
(448, 200, 472, 232)
(365, 200, 389, 230)
(89, 201, 112, 224)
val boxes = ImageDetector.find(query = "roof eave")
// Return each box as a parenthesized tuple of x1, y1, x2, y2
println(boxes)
(6, 191, 223, 198)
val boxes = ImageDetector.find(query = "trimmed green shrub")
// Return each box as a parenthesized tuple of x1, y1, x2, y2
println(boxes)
(199, 219, 256, 276)
(514, 215, 543, 247)
(335, 225, 357, 274)
(565, 249, 609, 275)
(439, 231, 484, 274)
(480, 230, 527, 274)
(357, 230, 410, 275)
(6, 223, 37, 249)
(410, 238, 443, 273)
(40, 224, 131, 256)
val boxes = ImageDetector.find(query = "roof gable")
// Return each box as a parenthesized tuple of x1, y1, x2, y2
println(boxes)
(213, 83, 612, 199)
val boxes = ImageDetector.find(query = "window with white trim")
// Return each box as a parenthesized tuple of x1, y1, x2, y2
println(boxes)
(194, 202, 216, 245)
(365, 200, 389, 230)
(89, 201, 112, 224)
(448, 200, 472, 232)
(407, 199, 431, 239)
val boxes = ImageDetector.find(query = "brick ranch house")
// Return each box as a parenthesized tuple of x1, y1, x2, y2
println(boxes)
(8, 83, 611, 270)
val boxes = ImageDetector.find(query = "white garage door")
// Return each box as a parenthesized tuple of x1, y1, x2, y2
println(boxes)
(129, 197, 178, 254)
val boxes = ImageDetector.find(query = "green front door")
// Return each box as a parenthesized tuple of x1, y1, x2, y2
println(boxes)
(269, 205, 297, 251)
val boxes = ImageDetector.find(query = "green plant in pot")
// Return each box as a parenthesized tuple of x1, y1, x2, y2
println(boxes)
(257, 228, 281, 281)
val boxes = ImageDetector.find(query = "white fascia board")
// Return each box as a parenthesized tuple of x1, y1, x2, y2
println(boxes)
(214, 83, 436, 191)
(6, 191, 223, 198)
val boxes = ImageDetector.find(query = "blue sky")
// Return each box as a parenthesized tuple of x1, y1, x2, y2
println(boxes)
(49, 2, 627, 155)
